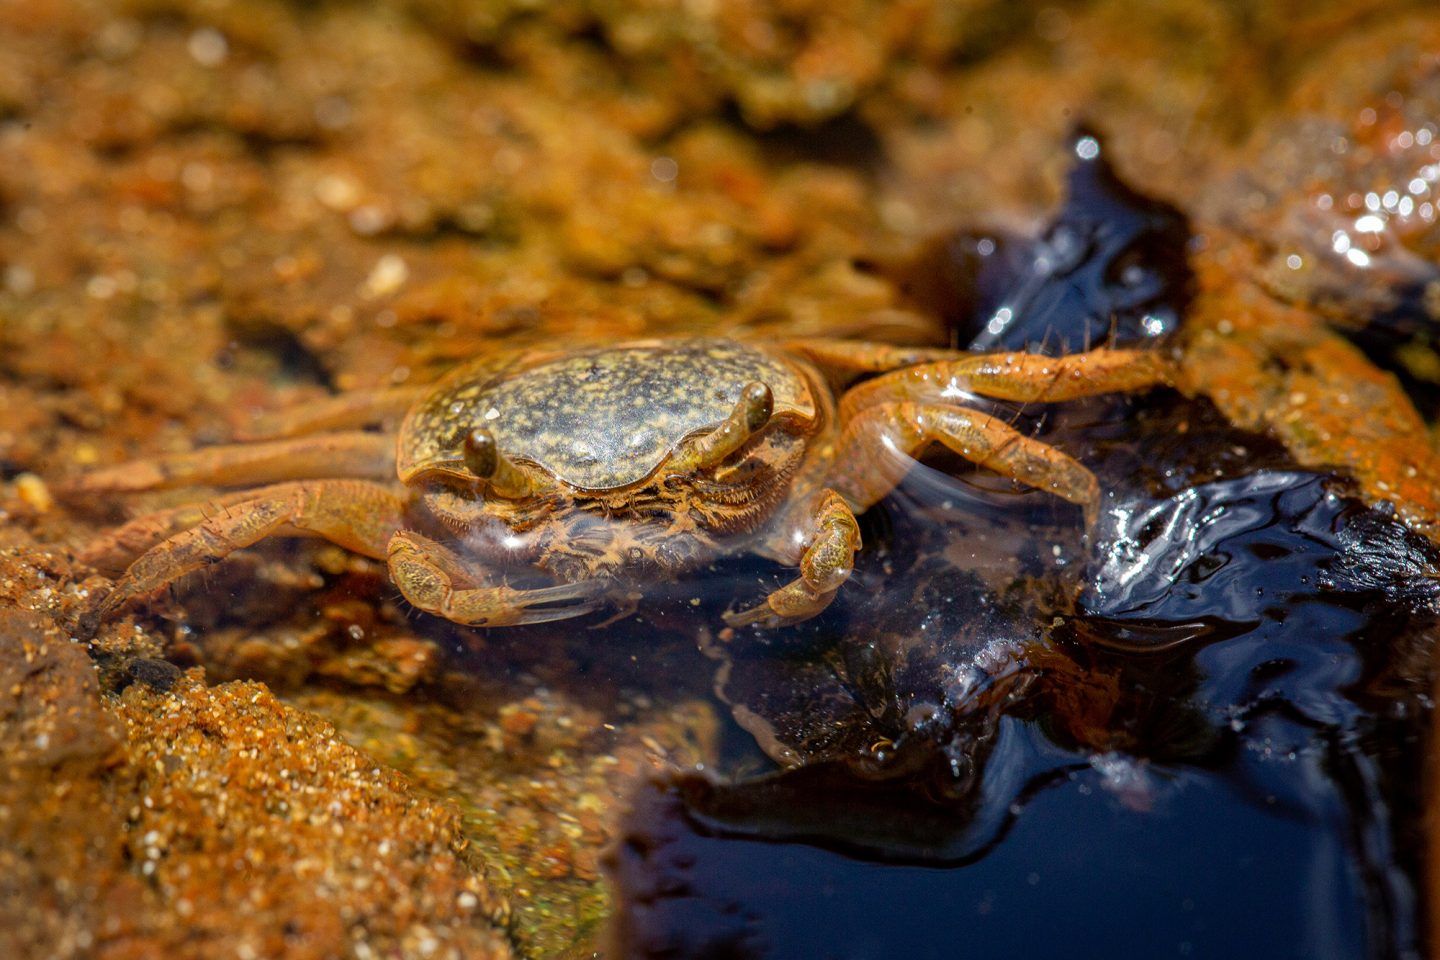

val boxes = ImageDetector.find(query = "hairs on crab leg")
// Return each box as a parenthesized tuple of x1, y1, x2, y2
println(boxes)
(839, 348, 1173, 420)
(818, 348, 1175, 527)
(779, 338, 966, 375)
(79, 481, 341, 574)
(240, 386, 428, 440)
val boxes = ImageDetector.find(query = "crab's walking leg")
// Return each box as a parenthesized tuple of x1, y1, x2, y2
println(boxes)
(829, 402, 1101, 521)
(79, 483, 326, 574)
(726, 489, 860, 628)
(782, 338, 965, 375)
(85, 480, 407, 626)
(840, 349, 1173, 419)
(62, 432, 396, 495)
(388, 531, 603, 627)
(241, 386, 427, 440)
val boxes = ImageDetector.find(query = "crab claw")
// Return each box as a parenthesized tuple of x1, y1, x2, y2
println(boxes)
(387, 530, 603, 626)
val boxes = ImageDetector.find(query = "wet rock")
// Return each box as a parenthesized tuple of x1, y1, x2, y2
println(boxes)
(106, 676, 515, 960)
(1084, 470, 1440, 637)
(1197, 20, 1440, 418)
(0, 607, 514, 960)
(1180, 238, 1440, 543)
(0, 609, 129, 960)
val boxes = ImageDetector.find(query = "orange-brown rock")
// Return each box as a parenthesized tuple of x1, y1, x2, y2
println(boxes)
(0, 608, 513, 960)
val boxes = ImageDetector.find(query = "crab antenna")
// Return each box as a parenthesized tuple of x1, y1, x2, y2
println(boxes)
(675, 381, 774, 472)
(463, 428, 541, 499)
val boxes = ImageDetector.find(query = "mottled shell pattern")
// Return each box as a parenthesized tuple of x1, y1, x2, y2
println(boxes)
(398, 338, 819, 490)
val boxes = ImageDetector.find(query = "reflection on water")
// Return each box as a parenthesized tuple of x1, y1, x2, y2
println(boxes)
(607, 403, 1437, 960)
(613, 734, 1389, 960)
(603, 136, 1439, 960)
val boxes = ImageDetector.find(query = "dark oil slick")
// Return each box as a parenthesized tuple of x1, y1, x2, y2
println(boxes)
(604, 134, 1440, 960)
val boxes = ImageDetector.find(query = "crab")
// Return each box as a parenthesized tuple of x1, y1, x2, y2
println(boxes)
(68, 337, 1171, 631)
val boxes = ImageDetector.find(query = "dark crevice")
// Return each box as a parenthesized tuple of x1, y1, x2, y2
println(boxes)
(734, 104, 886, 175)
(1335, 289, 1440, 422)
(89, 120, 324, 166)
(223, 320, 332, 388)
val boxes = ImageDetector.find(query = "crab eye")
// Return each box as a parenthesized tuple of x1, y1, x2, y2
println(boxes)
(739, 382, 774, 432)
(669, 380, 775, 475)
(458, 427, 543, 499)
(462, 428, 500, 478)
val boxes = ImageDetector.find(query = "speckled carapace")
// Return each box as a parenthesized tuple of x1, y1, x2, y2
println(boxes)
(399, 339, 817, 491)
(67, 337, 1171, 631)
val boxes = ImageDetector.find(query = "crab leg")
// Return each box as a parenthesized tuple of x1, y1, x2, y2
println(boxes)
(839, 349, 1172, 420)
(77, 482, 351, 574)
(827, 402, 1101, 521)
(782, 337, 966, 375)
(241, 386, 427, 440)
(84, 480, 407, 626)
(62, 432, 396, 495)
(726, 489, 860, 628)
(388, 531, 603, 627)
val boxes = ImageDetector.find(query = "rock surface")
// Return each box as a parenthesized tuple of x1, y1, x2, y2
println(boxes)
(0, 608, 514, 960)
